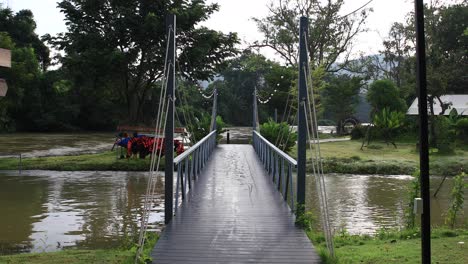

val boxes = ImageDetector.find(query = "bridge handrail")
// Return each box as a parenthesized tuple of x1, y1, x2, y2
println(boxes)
(252, 130, 297, 211)
(174, 130, 216, 164)
(252, 131, 297, 166)
(172, 130, 217, 213)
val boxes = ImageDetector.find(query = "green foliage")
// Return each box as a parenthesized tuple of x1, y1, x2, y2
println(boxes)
(322, 75, 363, 134)
(432, 116, 456, 154)
(294, 204, 316, 231)
(0, 7, 50, 68)
(0, 151, 163, 171)
(455, 118, 468, 142)
(46, 0, 239, 124)
(372, 108, 405, 147)
(367, 80, 406, 114)
(445, 172, 466, 228)
(259, 119, 297, 152)
(350, 125, 366, 140)
(216, 51, 295, 126)
(405, 171, 420, 229)
(135, 232, 159, 264)
(187, 114, 225, 143)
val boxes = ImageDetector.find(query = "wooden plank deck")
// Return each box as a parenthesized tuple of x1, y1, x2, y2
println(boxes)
(151, 144, 320, 263)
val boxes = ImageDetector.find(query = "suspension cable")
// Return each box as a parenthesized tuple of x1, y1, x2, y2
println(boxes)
(300, 26, 335, 256)
(135, 27, 173, 262)
(303, 61, 335, 256)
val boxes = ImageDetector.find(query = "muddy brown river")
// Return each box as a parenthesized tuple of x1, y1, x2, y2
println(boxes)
(0, 170, 465, 254)
(0, 131, 466, 254)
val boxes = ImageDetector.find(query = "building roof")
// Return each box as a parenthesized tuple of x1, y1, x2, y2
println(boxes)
(407, 94, 468, 116)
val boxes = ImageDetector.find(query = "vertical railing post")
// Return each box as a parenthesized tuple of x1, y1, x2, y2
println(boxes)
(253, 86, 258, 131)
(415, 1, 431, 262)
(185, 159, 191, 190)
(164, 14, 176, 224)
(297, 16, 309, 212)
(210, 88, 218, 132)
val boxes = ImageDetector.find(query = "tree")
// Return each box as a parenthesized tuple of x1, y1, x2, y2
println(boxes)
(366, 79, 406, 115)
(252, 0, 371, 71)
(322, 75, 363, 134)
(0, 7, 50, 70)
(0, 32, 45, 131)
(47, 0, 239, 124)
(215, 51, 295, 126)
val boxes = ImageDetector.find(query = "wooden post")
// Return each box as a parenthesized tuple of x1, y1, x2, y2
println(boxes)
(164, 14, 176, 225)
(414, 1, 431, 263)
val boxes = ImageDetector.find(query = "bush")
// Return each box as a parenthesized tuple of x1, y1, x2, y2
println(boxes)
(432, 116, 456, 154)
(260, 119, 297, 152)
(350, 125, 366, 140)
(455, 118, 468, 142)
(188, 114, 225, 143)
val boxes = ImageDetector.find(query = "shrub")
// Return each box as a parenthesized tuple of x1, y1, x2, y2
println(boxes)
(372, 108, 405, 148)
(350, 125, 366, 140)
(260, 119, 297, 152)
(445, 172, 466, 228)
(188, 114, 226, 143)
(432, 116, 456, 154)
(455, 118, 468, 142)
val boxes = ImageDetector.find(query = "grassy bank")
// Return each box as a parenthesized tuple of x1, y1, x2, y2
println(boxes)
(0, 151, 164, 171)
(0, 140, 465, 175)
(0, 249, 133, 264)
(0, 233, 158, 264)
(292, 140, 467, 176)
(309, 228, 468, 264)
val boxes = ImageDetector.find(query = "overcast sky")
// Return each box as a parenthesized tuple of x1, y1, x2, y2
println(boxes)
(4, 0, 415, 61)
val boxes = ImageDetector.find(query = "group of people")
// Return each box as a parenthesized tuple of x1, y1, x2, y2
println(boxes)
(114, 133, 184, 159)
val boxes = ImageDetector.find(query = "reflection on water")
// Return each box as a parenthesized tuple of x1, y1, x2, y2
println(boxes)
(306, 174, 468, 234)
(0, 170, 466, 254)
(0, 133, 114, 158)
(0, 171, 164, 254)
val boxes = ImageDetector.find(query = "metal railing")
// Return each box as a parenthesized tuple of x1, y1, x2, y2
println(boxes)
(252, 131, 297, 211)
(173, 130, 217, 212)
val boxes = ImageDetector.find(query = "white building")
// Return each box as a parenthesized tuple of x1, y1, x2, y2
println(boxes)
(407, 94, 468, 116)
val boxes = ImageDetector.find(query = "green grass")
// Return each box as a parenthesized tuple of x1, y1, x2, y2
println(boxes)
(291, 140, 467, 175)
(309, 228, 468, 264)
(0, 233, 159, 264)
(0, 151, 164, 171)
(0, 249, 134, 264)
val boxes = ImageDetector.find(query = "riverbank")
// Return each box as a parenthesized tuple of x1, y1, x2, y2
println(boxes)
(0, 233, 158, 264)
(296, 140, 467, 176)
(0, 151, 164, 171)
(309, 228, 468, 263)
(0, 140, 465, 175)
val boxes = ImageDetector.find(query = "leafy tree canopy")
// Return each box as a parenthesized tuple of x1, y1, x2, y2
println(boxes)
(46, 0, 239, 123)
(322, 74, 363, 129)
(252, 0, 371, 71)
(367, 79, 406, 115)
(0, 6, 50, 69)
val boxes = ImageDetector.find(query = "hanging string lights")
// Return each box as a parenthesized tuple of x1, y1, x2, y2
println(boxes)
(256, 75, 283, 104)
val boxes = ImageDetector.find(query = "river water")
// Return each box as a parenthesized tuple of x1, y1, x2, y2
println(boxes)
(306, 173, 467, 234)
(0, 170, 465, 254)
(0, 133, 114, 158)
(0, 170, 164, 254)
(0, 131, 466, 254)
